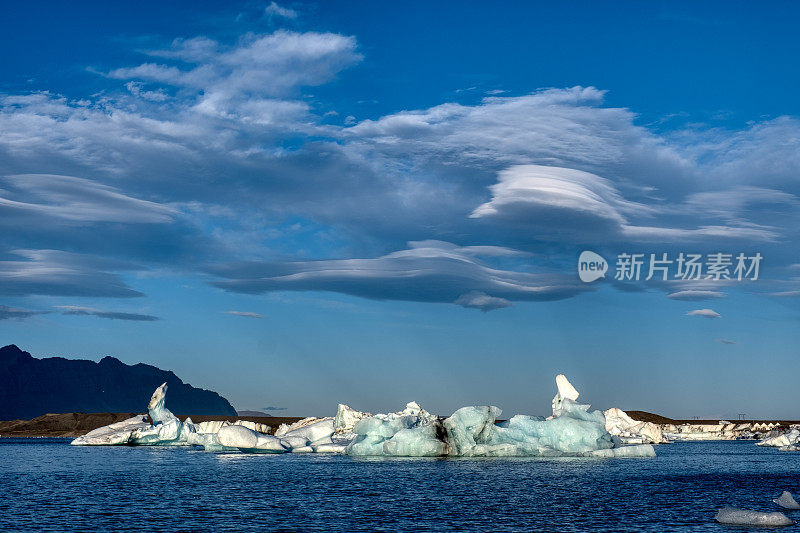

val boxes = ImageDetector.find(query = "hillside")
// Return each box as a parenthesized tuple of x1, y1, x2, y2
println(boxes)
(0, 345, 237, 420)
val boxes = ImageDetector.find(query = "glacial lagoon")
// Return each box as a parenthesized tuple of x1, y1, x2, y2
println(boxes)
(2, 439, 800, 532)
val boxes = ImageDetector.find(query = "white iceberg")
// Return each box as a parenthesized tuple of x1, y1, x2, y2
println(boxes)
(604, 407, 667, 444)
(758, 427, 800, 450)
(774, 491, 800, 510)
(72, 383, 191, 446)
(276, 418, 335, 443)
(334, 403, 372, 437)
(714, 507, 794, 526)
(217, 425, 287, 453)
(70, 414, 151, 446)
(551, 373, 580, 414)
(72, 383, 261, 449)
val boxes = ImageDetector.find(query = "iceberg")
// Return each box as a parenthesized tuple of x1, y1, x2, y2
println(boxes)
(604, 407, 667, 444)
(758, 427, 800, 450)
(774, 491, 800, 510)
(345, 375, 655, 458)
(72, 382, 270, 449)
(276, 417, 336, 443)
(347, 401, 444, 457)
(551, 373, 580, 413)
(71, 414, 152, 446)
(334, 403, 372, 437)
(714, 507, 794, 526)
(217, 425, 287, 453)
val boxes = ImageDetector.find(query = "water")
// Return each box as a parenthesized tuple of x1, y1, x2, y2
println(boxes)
(1, 439, 799, 532)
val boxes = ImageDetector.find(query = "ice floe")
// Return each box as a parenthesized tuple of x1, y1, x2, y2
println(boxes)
(714, 507, 794, 526)
(774, 491, 800, 510)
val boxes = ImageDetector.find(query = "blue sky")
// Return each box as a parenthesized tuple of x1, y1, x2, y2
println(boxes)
(1, 1, 799, 419)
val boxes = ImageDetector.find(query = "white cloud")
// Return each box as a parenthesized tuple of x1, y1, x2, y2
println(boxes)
(686, 308, 721, 318)
(667, 290, 725, 301)
(0, 174, 176, 223)
(470, 164, 778, 243)
(265, 2, 297, 19)
(470, 164, 649, 226)
(108, 30, 361, 122)
(223, 310, 264, 318)
(125, 81, 169, 102)
(455, 291, 512, 311)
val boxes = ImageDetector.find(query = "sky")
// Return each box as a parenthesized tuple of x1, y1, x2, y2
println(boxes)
(1, 1, 799, 419)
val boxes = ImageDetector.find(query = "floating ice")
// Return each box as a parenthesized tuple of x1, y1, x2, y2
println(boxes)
(345, 376, 655, 458)
(217, 425, 287, 453)
(346, 401, 443, 457)
(714, 507, 794, 526)
(758, 427, 800, 450)
(147, 382, 173, 424)
(604, 407, 667, 444)
(552, 374, 580, 414)
(334, 404, 372, 436)
(277, 418, 335, 443)
(70, 414, 151, 446)
(774, 491, 800, 510)
(73, 375, 656, 458)
(72, 383, 269, 449)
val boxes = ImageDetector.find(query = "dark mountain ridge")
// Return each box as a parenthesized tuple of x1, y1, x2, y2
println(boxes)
(0, 344, 236, 420)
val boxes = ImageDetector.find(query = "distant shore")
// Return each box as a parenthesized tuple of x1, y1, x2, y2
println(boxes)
(0, 412, 304, 438)
(2, 410, 800, 439)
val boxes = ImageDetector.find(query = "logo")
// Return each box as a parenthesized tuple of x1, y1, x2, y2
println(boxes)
(578, 251, 608, 283)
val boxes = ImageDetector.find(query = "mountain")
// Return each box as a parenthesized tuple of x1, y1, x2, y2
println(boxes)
(0, 345, 237, 420)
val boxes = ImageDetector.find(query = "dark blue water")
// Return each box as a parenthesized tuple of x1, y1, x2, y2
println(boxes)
(1, 440, 799, 532)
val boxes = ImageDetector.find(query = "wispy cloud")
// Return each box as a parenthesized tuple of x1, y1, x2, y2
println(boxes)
(223, 310, 264, 319)
(0, 174, 176, 224)
(0, 305, 48, 320)
(717, 338, 737, 344)
(769, 290, 800, 298)
(55, 305, 159, 321)
(0, 250, 143, 298)
(265, 2, 297, 19)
